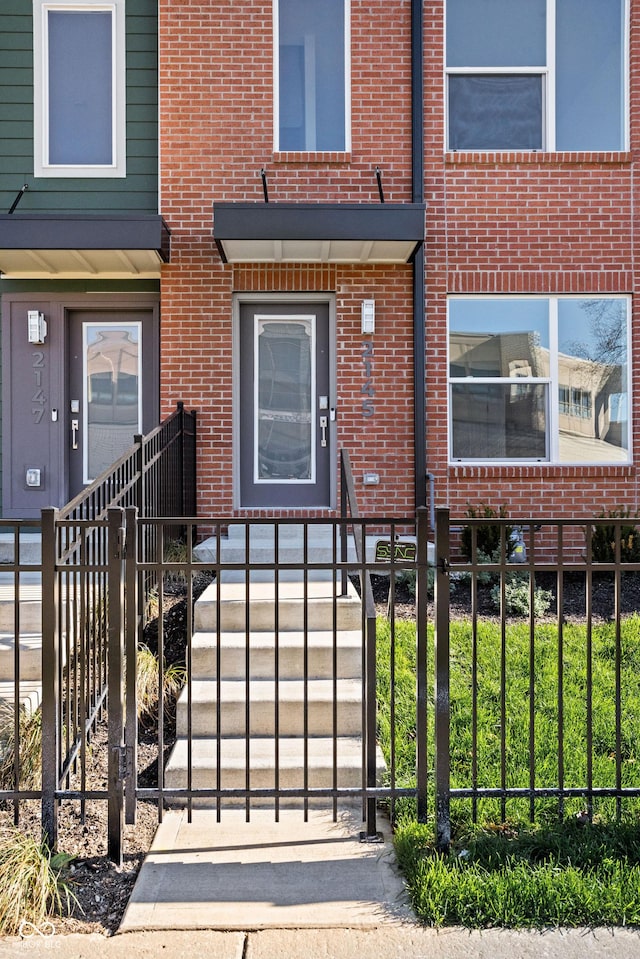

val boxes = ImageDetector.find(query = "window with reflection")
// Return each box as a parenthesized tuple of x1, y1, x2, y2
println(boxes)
(448, 297, 630, 464)
(276, 0, 348, 151)
(446, 0, 626, 151)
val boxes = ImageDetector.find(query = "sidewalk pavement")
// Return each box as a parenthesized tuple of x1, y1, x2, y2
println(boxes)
(2, 924, 640, 958)
(1, 807, 640, 958)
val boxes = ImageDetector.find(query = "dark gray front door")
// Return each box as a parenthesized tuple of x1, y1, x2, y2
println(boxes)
(68, 310, 156, 498)
(239, 302, 332, 508)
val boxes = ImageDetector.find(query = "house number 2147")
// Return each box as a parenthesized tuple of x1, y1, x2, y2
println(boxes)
(361, 341, 375, 417)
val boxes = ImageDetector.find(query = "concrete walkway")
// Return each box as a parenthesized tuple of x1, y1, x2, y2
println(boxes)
(120, 806, 412, 931)
(1, 807, 640, 957)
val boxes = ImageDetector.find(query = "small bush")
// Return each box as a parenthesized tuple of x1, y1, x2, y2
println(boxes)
(0, 705, 42, 790)
(0, 828, 76, 935)
(393, 567, 434, 599)
(136, 645, 186, 720)
(590, 508, 640, 563)
(491, 574, 553, 618)
(461, 503, 513, 562)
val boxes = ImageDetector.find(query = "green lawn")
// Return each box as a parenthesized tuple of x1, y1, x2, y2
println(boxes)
(377, 614, 640, 926)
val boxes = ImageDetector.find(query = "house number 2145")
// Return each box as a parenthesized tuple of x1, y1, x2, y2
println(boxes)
(361, 341, 375, 417)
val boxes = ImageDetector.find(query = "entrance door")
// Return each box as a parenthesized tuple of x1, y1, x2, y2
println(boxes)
(238, 301, 333, 508)
(68, 310, 157, 498)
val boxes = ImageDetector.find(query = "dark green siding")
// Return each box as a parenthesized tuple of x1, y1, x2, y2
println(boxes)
(0, 0, 158, 215)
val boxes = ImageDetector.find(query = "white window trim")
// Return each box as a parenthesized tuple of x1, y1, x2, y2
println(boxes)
(444, 0, 629, 153)
(273, 0, 351, 153)
(447, 295, 632, 466)
(33, 0, 126, 178)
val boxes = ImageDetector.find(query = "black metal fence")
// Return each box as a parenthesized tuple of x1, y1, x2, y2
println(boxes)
(434, 509, 640, 847)
(3, 444, 640, 862)
(48, 401, 195, 856)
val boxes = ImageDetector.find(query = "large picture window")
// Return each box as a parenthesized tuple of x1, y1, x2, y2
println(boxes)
(274, 0, 349, 152)
(448, 297, 631, 464)
(446, 0, 627, 151)
(33, 0, 126, 177)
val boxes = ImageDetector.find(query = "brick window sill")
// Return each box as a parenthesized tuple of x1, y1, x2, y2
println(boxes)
(445, 150, 632, 166)
(450, 463, 634, 480)
(272, 151, 352, 164)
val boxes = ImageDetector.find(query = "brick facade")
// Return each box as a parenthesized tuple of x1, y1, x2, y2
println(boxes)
(159, 0, 639, 522)
(159, 0, 416, 517)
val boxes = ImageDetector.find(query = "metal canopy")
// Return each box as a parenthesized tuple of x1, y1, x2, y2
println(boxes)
(0, 214, 170, 278)
(213, 202, 425, 264)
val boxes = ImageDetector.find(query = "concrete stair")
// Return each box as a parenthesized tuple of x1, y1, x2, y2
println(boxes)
(165, 572, 380, 808)
(0, 573, 44, 715)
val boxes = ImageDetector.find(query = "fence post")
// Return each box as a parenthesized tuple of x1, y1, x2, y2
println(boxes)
(107, 508, 126, 865)
(134, 434, 144, 516)
(41, 508, 59, 850)
(415, 506, 429, 823)
(434, 507, 451, 850)
(124, 507, 139, 826)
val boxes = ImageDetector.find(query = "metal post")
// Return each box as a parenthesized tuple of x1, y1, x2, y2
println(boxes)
(415, 506, 429, 822)
(124, 508, 139, 825)
(41, 508, 59, 850)
(364, 612, 379, 838)
(434, 507, 451, 850)
(339, 450, 348, 596)
(107, 508, 126, 865)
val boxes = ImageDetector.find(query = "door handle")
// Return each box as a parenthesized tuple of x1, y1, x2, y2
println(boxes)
(71, 419, 79, 450)
(319, 415, 328, 448)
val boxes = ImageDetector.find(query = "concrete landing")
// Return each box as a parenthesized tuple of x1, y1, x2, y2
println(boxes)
(120, 807, 412, 932)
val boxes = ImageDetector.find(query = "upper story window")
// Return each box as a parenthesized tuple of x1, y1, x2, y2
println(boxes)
(33, 0, 126, 177)
(274, 0, 350, 152)
(448, 297, 631, 465)
(446, 0, 627, 151)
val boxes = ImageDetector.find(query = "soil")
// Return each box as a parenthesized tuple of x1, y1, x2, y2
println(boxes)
(2, 568, 640, 937)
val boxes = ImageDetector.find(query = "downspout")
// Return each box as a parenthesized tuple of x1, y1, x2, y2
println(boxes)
(412, 0, 426, 508)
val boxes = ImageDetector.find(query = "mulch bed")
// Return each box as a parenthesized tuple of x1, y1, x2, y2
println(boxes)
(2, 568, 640, 937)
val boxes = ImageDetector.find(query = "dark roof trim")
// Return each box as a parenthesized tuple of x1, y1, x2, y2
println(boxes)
(0, 214, 171, 261)
(213, 201, 425, 263)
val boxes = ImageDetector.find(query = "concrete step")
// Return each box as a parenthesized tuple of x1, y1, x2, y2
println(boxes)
(0, 578, 42, 633)
(194, 578, 362, 633)
(0, 680, 42, 716)
(190, 629, 362, 681)
(175, 678, 363, 738)
(163, 735, 385, 808)
(0, 531, 41, 566)
(0, 632, 43, 682)
(164, 735, 368, 792)
(192, 522, 432, 572)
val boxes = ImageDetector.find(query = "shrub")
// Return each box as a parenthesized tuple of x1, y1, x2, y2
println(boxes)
(491, 574, 553, 618)
(0, 705, 42, 790)
(136, 645, 186, 720)
(393, 566, 434, 599)
(590, 508, 640, 563)
(461, 503, 513, 562)
(0, 828, 76, 935)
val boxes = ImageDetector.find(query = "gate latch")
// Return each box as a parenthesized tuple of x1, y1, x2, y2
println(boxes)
(115, 527, 127, 560)
(111, 745, 128, 780)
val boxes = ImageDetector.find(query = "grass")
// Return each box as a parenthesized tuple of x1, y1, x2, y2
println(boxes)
(0, 828, 76, 935)
(377, 613, 640, 926)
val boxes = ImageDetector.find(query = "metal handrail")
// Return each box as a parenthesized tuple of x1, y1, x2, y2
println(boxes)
(339, 449, 379, 838)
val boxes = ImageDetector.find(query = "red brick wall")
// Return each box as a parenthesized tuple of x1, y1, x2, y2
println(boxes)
(159, 0, 639, 524)
(424, 0, 640, 523)
(158, 0, 416, 516)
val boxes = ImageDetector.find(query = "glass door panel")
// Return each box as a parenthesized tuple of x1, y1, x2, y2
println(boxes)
(256, 317, 315, 483)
